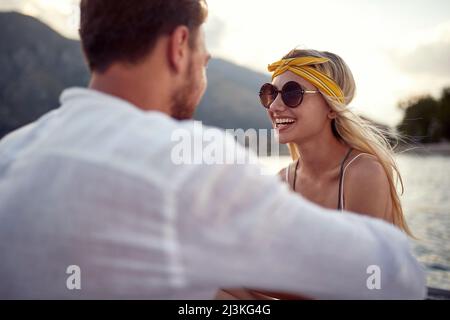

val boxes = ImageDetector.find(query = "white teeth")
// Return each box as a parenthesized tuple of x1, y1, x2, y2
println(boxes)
(275, 118, 296, 124)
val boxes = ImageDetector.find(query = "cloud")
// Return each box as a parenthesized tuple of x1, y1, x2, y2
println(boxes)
(394, 42, 450, 78)
(0, 0, 80, 38)
(0, 0, 73, 13)
(0, 0, 25, 11)
(390, 22, 450, 78)
(204, 14, 226, 53)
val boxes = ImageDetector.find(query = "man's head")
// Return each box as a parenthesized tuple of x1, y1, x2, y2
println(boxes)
(79, 0, 210, 119)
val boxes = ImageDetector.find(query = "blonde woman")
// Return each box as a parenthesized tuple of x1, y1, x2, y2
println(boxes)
(216, 49, 413, 300)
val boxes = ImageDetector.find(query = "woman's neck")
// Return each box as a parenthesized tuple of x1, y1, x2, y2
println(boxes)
(295, 131, 350, 178)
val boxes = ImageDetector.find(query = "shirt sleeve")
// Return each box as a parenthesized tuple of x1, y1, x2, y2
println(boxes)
(172, 135, 426, 300)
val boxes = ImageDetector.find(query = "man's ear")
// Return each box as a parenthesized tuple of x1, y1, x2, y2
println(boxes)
(167, 25, 190, 74)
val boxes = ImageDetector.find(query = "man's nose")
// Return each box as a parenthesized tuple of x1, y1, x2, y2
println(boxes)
(268, 94, 287, 112)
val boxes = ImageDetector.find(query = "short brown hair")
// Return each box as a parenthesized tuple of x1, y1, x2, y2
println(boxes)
(79, 0, 208, 72)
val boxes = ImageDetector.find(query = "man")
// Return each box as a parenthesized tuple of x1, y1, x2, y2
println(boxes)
(0, 0, 425, 299)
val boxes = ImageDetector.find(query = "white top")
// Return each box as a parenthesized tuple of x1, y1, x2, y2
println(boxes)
(0, 88, 425, 299)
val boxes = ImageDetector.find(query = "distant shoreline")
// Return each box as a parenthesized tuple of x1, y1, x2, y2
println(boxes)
(262, 142, 450, 157)
(396, 142, 450, 156)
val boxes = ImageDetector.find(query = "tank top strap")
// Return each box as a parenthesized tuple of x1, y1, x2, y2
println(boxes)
(337, 148, 353, 211)
(285, 163, 290, 184)
(291, 159, 300, 191)
(285, 159, 300, 191)
(338, 152, 373, 211)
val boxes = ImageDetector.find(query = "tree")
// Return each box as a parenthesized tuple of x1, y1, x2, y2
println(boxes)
(439, 87, 450, 141)
(397, 87, 450, 143)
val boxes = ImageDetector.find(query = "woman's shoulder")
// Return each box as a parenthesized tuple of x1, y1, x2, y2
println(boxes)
(343, 152, 391, 220)
(344, 152, 389, 192)
(344, 152, 385, 178)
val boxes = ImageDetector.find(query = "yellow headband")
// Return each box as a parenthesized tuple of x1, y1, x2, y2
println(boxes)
(268, 56, 345, 104)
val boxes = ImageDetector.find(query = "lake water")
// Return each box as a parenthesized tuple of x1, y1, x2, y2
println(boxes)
(259, 154, 450, 291)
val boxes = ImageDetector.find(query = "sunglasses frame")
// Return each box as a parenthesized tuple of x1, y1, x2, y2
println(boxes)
(259, 81, 319, 109)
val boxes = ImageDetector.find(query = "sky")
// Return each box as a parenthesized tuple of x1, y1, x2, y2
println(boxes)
(1, 0, 450, 126)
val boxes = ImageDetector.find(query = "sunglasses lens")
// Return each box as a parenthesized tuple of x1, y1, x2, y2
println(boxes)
(259, 83, 276, 108)
(282, 81, 303, 107)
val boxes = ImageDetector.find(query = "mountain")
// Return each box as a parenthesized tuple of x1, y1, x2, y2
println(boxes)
(197, 59, 271, 130)
(0, 12, 90, 138)
(0, 12, 272, 141)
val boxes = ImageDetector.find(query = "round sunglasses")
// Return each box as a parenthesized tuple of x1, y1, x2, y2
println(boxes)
(259, 81, 319, 109)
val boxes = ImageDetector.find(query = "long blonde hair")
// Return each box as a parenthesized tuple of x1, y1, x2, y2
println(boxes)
(282, 49, 413, 237)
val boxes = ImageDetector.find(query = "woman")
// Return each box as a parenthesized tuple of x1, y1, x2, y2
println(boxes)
(216, 49, 413, 300)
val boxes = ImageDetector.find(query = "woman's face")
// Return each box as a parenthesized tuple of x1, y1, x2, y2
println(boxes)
(266, 71, 333, 144)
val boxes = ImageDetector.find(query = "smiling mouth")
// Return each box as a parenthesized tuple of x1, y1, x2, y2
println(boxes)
(274, 118, 297, 131)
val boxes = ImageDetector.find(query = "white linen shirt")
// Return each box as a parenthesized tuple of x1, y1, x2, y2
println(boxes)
(0, 88, 426, 299)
